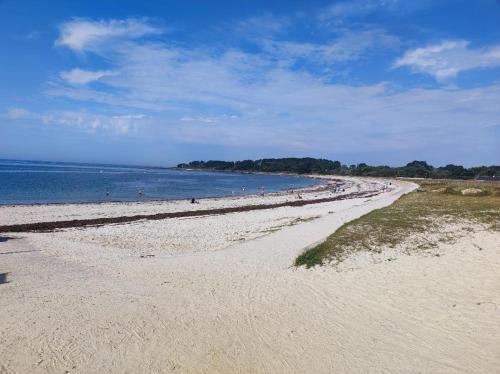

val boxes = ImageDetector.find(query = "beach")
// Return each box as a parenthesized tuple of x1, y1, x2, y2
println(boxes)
(1, 177, 499, 373)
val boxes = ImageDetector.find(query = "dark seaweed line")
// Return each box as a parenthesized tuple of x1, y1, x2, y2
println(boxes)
(0, 190, 381, 233)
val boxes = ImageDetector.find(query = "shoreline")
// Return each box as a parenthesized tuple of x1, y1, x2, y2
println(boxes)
(0, 175, 354, 227)
(0, 171, 328, 208)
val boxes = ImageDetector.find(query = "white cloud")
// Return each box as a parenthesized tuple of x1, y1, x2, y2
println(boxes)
(319, 0, 398, 20)
(394, 40, 500, 81)
(180, 115, 238, 124)
(318, 0, 433, 21)
(232, 13, 290, 37)
(43, 111, 146, 133)
(55, 18, 162, 52)
(108, 114, 145, 133)
(181, 116, 215, 123)
(40, 17, 500, 162)
(5, 109, 146, 134)
(60, 68, 117, 85)
(4, 107, 33, 119)
(50, 22, 399, 112)
(262, 29, 398, 65)
(165, 81, 500, 153)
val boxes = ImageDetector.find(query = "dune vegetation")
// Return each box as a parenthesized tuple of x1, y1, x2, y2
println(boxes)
(295, 179, 500, 268)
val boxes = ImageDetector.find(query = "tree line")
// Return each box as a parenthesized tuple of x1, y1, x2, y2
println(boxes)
(177, 158, 499, 180)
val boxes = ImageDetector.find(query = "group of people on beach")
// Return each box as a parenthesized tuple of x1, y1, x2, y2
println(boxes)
(108, 180, 391, 204)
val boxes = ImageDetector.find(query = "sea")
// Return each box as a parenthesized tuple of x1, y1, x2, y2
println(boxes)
(0, 159, 322, 205)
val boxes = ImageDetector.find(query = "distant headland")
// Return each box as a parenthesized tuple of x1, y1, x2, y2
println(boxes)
(177, 158, 499, 180)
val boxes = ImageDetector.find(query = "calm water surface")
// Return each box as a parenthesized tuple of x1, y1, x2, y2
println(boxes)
(0, 160, 322, 205)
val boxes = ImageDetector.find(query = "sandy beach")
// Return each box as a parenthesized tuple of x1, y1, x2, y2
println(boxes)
(1, 177, 499, 373)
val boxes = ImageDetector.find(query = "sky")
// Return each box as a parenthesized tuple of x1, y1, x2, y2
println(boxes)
(1, 0, 500, 167)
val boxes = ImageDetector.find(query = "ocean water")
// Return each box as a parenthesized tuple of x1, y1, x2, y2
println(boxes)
(0, 160, 322, 205)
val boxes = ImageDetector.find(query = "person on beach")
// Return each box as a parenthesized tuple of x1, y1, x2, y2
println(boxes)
(191, 198, 199, 204)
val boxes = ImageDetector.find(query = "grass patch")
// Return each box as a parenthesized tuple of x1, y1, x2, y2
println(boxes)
(260, 227, 282, 234)
(295, 179, 500, 268)
(288, 216, 321, 226)
(260, 215, 321, 235)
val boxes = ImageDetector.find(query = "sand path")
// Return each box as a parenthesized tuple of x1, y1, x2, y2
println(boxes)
(1, 179, 499, 373)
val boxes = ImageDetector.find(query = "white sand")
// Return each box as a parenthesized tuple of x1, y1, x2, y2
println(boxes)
(1, 177, 499, 373)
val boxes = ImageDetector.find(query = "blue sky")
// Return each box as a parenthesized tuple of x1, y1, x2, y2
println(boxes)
(1, 0, 500, 167)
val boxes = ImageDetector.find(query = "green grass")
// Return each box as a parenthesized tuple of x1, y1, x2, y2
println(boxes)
(288, 216, 321, 226)
(258, 215, 322, 237)
(295, 179, 500, 268)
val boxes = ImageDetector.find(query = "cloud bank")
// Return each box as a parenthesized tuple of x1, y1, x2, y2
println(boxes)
(394, 40, 500, 81)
